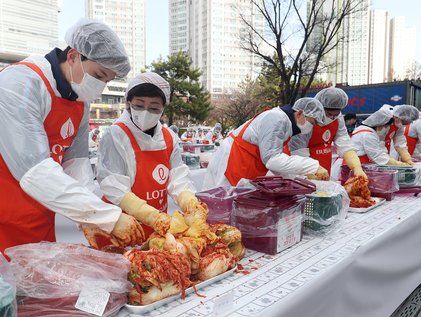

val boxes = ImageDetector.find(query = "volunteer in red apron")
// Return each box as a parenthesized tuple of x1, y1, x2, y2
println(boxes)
(383, 105, 419, 165)
(97, 73, 197, 239)
(350, 105, 408, 166)
(404, 119, 421, 157)
(202, 98, 328, 190)
(0, 18, 144, 254)
(206, 123, 224, 143)
(289, 87, 367, 179)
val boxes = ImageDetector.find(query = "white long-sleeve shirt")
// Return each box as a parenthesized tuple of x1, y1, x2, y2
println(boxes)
(350, 126, 390, 165)
(202, 107, 320, 190)
(0, 55, 120, 233)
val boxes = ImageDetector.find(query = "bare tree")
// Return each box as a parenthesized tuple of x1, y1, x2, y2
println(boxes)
(210, 78, 266, 129)
(239, 0, 367, 105)
(405, 60, 421, 81)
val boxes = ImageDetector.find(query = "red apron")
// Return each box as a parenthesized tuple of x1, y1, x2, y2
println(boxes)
(283, 137, 291, 156)
(224, 118, 268, 186)
(0, 62, 84, 254)
(384, 123, 398, 153)
(308, 120, 339, 173)
(114, 122, 173, 239)
(404, 124, 418, 156)
(349, 129, 375, 164)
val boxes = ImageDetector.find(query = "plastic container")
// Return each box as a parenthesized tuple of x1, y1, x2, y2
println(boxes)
(0, 278, 15, 317)
(182, 143, 201, 154)
(196, 187, 255, 224)
(340, 165, 400, 196)
(232, 191, 305, 255)
(250, 176, 316, 197)
(182, 153, 200, 169)
(0, 254, 16, 317)
(396, 185, 421, 195)
(303, 192, 342, 232)
(376, 166, 420, 188)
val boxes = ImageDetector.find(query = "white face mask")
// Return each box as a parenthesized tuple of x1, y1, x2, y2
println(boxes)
(131, 108, 162, 131)
(297, 120, 314, 135)
(70, 56, 106, 102)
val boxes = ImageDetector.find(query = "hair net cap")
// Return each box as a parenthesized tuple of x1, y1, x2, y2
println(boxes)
(125, 72, 171, 107)
(214, 123, 222, 130)
(393, 105, 419, 123)
(362, 104, 393, 127)
(169, 125, 179, 133)
(315, 87, 349, 110)
(65, 18, 130, 77)
(292, 97, 326, 124)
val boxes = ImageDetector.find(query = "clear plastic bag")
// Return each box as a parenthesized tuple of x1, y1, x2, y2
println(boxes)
(5, 242, 131, 299)
(17, 293, 127, 317)
(303, 180, 350, 236)
(0, 253, 17, 317)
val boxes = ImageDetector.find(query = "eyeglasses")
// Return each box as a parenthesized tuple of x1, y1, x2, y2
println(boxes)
(131, 103, 163, 115)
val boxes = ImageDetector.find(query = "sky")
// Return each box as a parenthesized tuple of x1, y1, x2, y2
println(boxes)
(58, 0, 421, 63)
(58, 0, 169, 64)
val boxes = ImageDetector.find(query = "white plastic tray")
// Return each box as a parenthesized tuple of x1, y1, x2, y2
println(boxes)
(348, 197, 386, 213)
(125, 265, 237, 314)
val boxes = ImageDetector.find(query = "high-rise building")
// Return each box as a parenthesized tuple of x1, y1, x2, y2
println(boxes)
(368, 9, 389, 84)
(389, 16, 416, 81)
(0, 0, 59, 64)
(346, 0, 370, 85)
(169, 0, 265, 98)
(86, 0, 146, 78)
(309, 0, 370, 85)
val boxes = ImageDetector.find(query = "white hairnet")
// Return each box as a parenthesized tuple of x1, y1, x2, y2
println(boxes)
(292, 97, 326, 124)
(315, 87, 349, 110)
(393, 105, 419, 123)
(65, 18, 130, 77)
(169, 125, 179, 134)
(215, 123, 222, 130)
(362, 104, 393, 127)
(125, 72, 171, 107)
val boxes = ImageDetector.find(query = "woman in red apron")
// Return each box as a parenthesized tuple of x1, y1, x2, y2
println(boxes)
(404, 123, 419, 156)
(386, 105, 419, 164)
(289, 87, 366, 179)
(97, 73, 198, 240)
(202, 98, 328, 189)
(349, 106, 409, 167)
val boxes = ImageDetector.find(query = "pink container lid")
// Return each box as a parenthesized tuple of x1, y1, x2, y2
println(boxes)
(250, 176, 316, 197)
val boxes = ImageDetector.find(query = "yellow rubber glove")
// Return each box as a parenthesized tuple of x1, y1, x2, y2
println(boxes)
(306, 166, 330, 181)
(82, 213, 145, 249)
(343, 150, 368, 179)
(396, 147, 414, 165)
(387, 157, 410, 166)
(177, 191, 199, 213)
(120, 192, 170, 235)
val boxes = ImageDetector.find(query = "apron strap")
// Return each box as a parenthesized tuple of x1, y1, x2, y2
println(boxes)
(115, 122, 142, 153)
(162, 127, 174, 160)
(15, 62, 56, 98)
(116, 122, 174, 159)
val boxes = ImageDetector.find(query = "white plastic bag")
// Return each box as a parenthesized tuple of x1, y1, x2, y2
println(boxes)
(0, 253, 17, 317)
(303, 180, 350, 236)
(5, 242, 131, 299)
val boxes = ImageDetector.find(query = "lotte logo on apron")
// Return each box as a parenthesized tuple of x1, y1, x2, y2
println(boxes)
(152, 164, 169, 185)
(322, 129, 331, 143)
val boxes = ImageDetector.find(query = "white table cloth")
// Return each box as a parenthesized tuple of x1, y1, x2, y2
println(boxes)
(116, 194, 421, 317)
